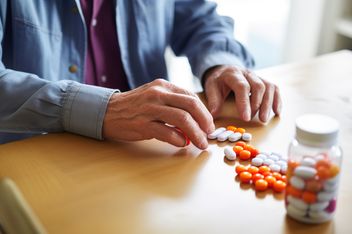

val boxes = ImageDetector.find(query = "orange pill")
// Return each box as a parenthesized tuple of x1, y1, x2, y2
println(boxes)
(248, 166, 259, 174)
(286, 185, 303, 198)
(305, 180, 322, 193)
(273, 180, 286, 193)
(329, 164, 340, 178)
(233, 146, 244, 155)
(235, 165, 247, 174)
(227, 126, 237, 132)
(235, 128, 246, 134)
(250, 148, 259, 158)
(259, 166, 270, 174)
(252, 173, 264, 183)
(302, 191, 317, 204)
(265, 175, 277, 188)
(235, 141, 247, 148)
(280, 175, 287, 183)
(239, 171, 252, 183)
(317, 166, 330, 180)
(239, 150, 251, 160)
(316, 159, 331, 169)
(288, 160, 299, 169)
(262, 171, 272, 177)
(272, 172, 282, 181)
(255, 179, 268, 191)
(262, 171, 273, 177)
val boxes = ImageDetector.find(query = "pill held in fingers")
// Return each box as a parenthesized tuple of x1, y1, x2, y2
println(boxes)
(207, 127, 226, 139)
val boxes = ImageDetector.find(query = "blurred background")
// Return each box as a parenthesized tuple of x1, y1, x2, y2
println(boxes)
(167, 0, 352, 91)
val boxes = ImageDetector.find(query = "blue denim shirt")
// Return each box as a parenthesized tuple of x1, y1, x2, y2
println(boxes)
(0, 0, 254, 143)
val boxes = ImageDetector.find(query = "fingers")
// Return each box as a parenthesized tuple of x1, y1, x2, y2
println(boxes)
(223, 70, 251, 121)
(148, 122, 187, 147)
(273, 84, 282, 116)
(204, 76, 223, 118)
(258, 81, 275, 122)
(153, 105, 208, 149)
(245, 71, 265, 118)
(163, 93, 215, 134)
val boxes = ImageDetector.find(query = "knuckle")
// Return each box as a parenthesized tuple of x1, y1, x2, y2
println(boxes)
(146, 86, 164, 100)
(153, 78, 167, 86)
(178, 112, 192, 124)
(187, 97, 199, 109)
(237, 81, 250, 91)
(252, 81, 265, 92)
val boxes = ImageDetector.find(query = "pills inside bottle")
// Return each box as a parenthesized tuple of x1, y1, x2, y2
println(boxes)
(286, 114, 342, 223)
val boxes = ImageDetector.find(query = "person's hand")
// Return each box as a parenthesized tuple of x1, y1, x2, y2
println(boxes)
(103, 79, 215, 149)
(203, 65, 282, 122)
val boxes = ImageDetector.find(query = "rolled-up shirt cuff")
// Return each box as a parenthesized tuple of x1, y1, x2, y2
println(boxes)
(196, 51, 246, 80)
(62, 82, 118, 140)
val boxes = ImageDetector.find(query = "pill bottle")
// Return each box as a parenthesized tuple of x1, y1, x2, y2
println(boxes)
(285, 114, 342, 223)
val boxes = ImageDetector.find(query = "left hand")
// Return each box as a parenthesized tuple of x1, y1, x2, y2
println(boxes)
(203, 65, 282, 123)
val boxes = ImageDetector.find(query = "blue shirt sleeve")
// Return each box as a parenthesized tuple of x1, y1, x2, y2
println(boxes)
(171, 0, 255, 79)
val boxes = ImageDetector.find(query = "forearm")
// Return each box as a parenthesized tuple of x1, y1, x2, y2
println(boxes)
(0, 68, 116, 139)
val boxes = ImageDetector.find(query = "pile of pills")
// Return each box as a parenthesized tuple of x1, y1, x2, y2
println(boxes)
(235, 165, 287, 192)
(251, 152, 287, 174)
(208, 126, 252, 142)
(208, 125, 288, 193)
(224, 141, 259, 161)
(285, 154, 340, 223)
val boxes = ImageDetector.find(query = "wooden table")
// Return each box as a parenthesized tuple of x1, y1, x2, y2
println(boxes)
(1, 51, 352, 234)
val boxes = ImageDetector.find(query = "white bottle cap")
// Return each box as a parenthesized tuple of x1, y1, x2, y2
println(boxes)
(295, 114, 339, 147)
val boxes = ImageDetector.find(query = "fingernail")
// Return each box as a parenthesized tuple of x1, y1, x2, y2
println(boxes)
(243, 110, 251, 122)
(200, 138, 208, 149)
(208, 123, 215, 133)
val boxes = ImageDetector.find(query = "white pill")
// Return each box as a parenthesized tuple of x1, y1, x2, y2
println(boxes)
(263, 158, 275, 166)
(287, 204, 306, 217)
(301, 157, 316, 167)
(256, 154, 268, 160)
(287, 196, 309, 210)
(281, 165, 287, 174)
(260, 151, 271, 156)
(309, 210, 332, 221)
(318, 191, 336, 202)
(276, 160, 287, 168)
(241, 133, 252, 141)
(290, 176, 305, 190)
(228, 132, 242, 142)
(294, 166, 317, 179)
(271, 152, 283, 159)
(251, 157, 263, 166)
(207, 127, 226, 139)
(310, 201, 329, 212)
(315, 154, 326, 162)
(269, 164, 281, 172)
(217, 130, 234, 141)
(224, 147, 236, 161)
(268, 154, 280, 162)
(325, 175, 340, 186)
(323, 183, 338, 192)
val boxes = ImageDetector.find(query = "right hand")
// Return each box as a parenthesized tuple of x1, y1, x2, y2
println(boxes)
(102, 79, 215, 149)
